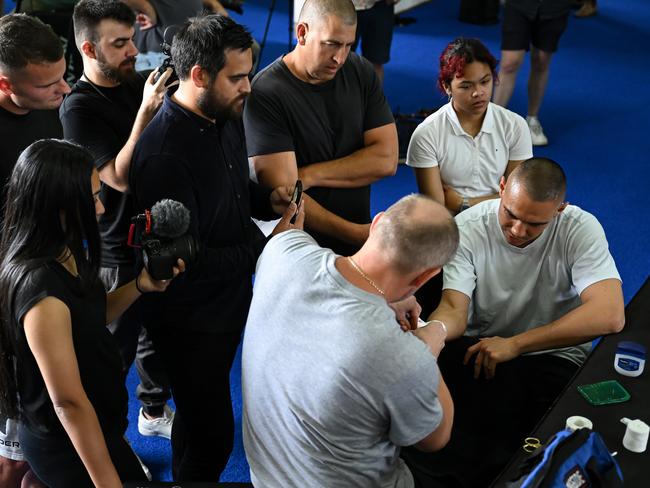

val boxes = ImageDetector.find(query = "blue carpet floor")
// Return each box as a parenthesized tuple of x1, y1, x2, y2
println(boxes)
(5, 0, 649, 482)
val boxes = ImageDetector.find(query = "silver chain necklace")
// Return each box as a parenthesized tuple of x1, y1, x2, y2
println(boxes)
(347, 256, 385, 296)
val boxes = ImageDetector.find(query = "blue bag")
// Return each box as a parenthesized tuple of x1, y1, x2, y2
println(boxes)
(506, 428, 623, 488)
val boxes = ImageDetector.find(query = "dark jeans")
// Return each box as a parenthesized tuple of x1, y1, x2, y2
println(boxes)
(21, 428, 147, 487)
(401, 337, 579, 488)
(100, 265, 171, 415)
(147, 325, 242, 481)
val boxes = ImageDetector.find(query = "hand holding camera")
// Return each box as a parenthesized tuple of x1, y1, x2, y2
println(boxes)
(136, 258, 186, 293)
(142, 67, 174, 116)
(128, 199, 199, 280)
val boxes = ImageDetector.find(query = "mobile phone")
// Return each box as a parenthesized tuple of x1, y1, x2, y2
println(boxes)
(290, 179, 302, 224)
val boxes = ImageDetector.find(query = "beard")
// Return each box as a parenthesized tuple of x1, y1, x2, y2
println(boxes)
(96, 50, 137, 84)
(197, 85, 246, 122)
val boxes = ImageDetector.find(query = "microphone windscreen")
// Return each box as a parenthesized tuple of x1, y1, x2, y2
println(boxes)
(150, 199, 190, 238)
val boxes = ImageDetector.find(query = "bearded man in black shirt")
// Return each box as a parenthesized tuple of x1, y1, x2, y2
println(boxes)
(130, 14, 302, 482)
(60, 0, 174, 441)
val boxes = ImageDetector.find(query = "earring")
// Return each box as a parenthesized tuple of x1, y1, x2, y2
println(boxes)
(447, 92, 452, 102)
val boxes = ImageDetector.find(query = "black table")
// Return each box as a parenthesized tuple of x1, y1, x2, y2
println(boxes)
(492, 276, 650, 487)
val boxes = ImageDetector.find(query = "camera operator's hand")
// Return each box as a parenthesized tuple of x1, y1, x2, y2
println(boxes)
(271, 200, 305, 235)
(136, 259, 186, 293)
(140, 68, 175, 117)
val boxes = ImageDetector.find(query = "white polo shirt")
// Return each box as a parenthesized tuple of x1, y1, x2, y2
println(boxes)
(406, 102, 533, 198)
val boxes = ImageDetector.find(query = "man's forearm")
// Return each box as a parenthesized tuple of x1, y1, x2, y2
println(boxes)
(512, 298, 625, 355)
(435, 374, 454, 447)
(427, 309, 466, 340)
(106, 109, 156, 191)
(303, 194, 370, 246)
(300, 143, 397, 189)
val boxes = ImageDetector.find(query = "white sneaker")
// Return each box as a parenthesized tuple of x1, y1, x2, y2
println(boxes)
(527, 116, 549, 146)
(138, 404, 174, 440)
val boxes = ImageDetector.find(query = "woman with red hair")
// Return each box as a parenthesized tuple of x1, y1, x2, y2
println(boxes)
(406, 38, 533, 214)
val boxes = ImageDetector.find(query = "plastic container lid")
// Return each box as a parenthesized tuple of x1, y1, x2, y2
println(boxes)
(616, 341, 646, 359)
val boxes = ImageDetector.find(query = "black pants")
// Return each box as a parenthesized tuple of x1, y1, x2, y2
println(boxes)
(401, 337, 579, 488)
(147, 325, 242, 481)
(100, 265, 172, 415)
(20, 428, 146, 488)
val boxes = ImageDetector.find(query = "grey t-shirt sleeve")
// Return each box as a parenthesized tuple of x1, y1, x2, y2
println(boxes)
(567, 212, 621, 294)
(384, 348, 443, 447)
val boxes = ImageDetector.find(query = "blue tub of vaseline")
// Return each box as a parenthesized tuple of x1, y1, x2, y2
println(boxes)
(614, 341, 646, 377)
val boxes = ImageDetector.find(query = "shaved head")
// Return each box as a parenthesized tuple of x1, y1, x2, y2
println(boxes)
(373, 194, 459, 274)
(508, 157, 567, 203)
(298, 0, 357, 26)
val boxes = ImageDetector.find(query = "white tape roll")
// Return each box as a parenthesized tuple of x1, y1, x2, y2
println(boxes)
(566, 415, 593, 431)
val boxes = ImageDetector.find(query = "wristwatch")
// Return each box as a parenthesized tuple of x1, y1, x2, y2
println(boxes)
(458, 196, 470, 213)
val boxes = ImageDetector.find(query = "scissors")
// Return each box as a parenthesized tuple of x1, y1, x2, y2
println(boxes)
(523, 437, 543, 453)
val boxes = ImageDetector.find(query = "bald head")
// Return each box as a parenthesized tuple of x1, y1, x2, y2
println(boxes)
(372, 194, 459, 274)
(298, 0, 357, 27)
(507, 157, 567, 203)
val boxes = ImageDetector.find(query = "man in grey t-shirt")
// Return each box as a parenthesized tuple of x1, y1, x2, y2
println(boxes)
(242, 195, 459, 487)
(418, 157, 625, 485)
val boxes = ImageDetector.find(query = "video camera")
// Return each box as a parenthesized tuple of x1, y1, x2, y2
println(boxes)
(153, 31, 176, 84)
(128, 199, 199, 280)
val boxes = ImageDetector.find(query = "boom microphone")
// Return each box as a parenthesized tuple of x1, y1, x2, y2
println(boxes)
(150, 199, 190, 238)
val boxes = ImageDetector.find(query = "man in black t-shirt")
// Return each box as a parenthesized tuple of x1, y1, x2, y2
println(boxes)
(0, 13, 67, 488)
(243, 0, 398, 256)
(60, 0, 174, 440)
(0, 14, 69, 205)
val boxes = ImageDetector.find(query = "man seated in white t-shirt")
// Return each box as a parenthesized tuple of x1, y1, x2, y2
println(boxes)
(405, 157, 625, 486)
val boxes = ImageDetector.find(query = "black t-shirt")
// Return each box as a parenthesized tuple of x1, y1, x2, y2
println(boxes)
(0, 107, 62, 206)
(13, 262, 127, 438)
(243, 52, 394, 255)
(59, 75, 145, 266)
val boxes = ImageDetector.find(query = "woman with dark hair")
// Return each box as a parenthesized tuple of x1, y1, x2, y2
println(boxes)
(0, 139, 182, 488)
(406, 37, 533, 214)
